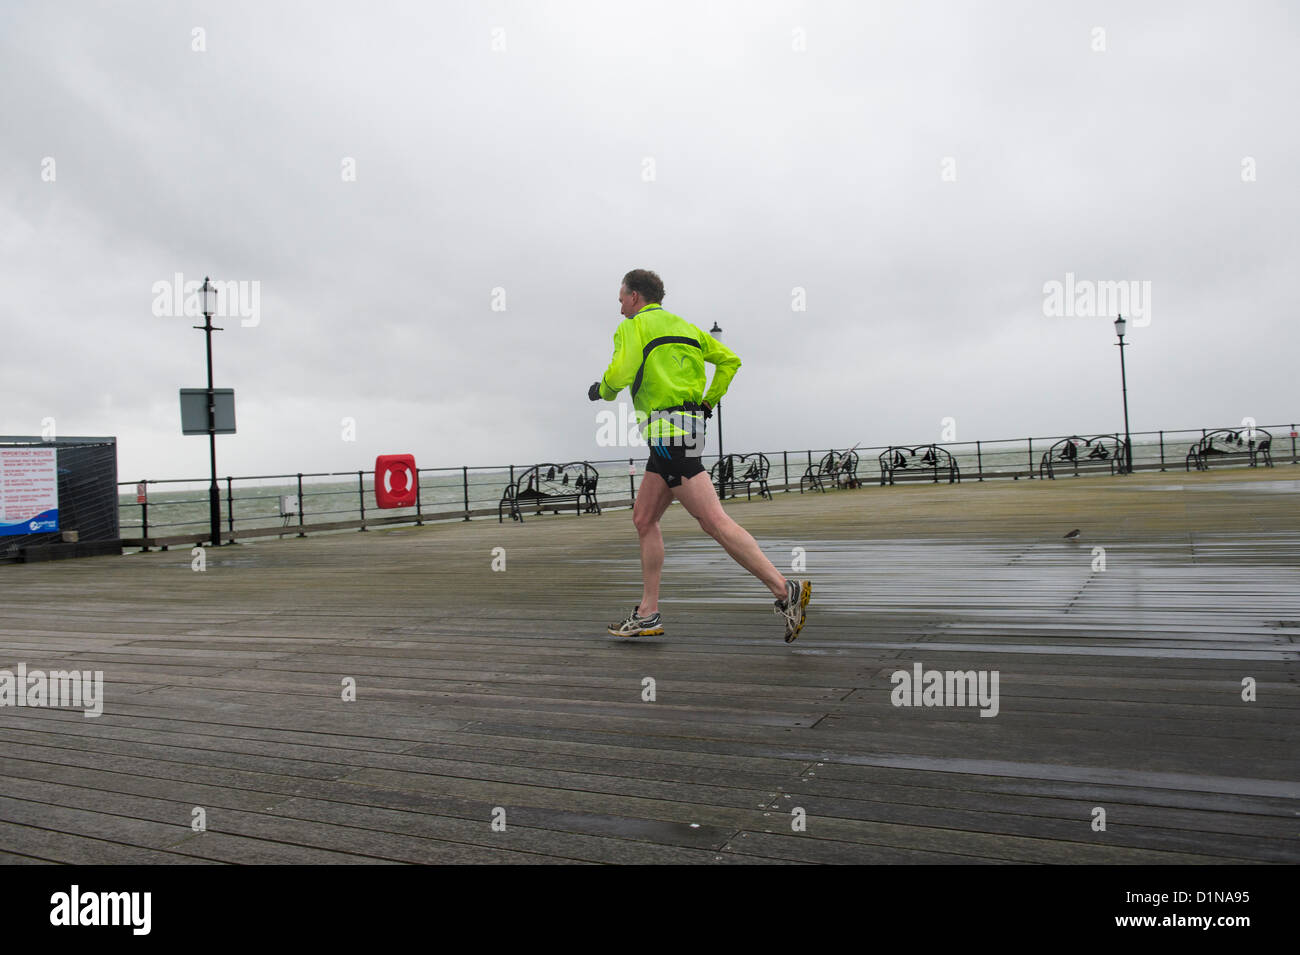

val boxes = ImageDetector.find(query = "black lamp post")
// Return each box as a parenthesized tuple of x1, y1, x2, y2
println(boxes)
(195, 277, 223, 545)
(1114, 313, 1133, 474)
(709, 321, 725, 497)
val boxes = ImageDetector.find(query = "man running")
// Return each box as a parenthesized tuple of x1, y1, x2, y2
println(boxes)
(588, 269, 811, 642)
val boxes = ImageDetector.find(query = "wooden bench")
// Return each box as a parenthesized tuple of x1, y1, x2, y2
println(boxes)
(879, 445, 960, 485)
(1039, 434, 1125, 479)
(1186, 429, 1273, 471)
(499, 462, 601, 523)
(801, 449, 861, 493)
(711, 453, 773, 501)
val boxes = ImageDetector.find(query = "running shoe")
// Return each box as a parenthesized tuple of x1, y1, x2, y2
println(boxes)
(775, 579, 812, 643)
(608, 606, 664, 637)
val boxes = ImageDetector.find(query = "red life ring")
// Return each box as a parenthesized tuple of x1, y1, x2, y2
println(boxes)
(375, 454, 418, 508)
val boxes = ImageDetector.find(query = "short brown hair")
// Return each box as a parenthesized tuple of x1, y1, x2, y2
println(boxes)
(622, 269, 665, 304)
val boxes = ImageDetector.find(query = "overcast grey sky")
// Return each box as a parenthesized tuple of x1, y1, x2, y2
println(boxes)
(3, 0, 1297, 481)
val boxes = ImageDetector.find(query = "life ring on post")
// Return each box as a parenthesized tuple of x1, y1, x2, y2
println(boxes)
(375, 454, 418, 508)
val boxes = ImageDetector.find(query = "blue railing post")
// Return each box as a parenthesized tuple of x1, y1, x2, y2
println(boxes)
(463, 466, 470, 520)
(415, 468, 424, 525)
(225, 476, 234, 537)
(139, 485, 149, 553)
(358, 470, 367, 530)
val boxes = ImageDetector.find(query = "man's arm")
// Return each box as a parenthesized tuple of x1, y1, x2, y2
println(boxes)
(597, 320, 640, 400)
(700, 327, 741, 408)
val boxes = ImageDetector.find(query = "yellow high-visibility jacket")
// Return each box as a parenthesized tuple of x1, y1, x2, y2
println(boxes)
(598, 303, 740, 439)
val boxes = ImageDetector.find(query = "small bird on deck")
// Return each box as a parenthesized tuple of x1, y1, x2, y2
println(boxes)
(1063, 529, 1081, 540)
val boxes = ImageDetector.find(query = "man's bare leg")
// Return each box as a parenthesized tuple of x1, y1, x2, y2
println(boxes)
(632, 471, 674, 615)
(671, 471, 787, 598)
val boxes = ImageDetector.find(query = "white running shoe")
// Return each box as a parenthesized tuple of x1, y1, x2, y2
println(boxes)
(608, 606, 665, 637)
(775, 579, 812, 643)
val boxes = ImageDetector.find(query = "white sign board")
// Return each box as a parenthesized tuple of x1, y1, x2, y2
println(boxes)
(1, 447, 59, 535)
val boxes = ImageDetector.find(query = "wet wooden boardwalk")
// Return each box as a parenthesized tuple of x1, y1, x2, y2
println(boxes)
(1, 467, 1297, 864)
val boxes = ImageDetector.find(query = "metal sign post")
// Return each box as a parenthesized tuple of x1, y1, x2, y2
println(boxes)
(178, 277, 236, 546)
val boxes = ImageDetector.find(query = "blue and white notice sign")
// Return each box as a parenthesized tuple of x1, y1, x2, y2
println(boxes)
(1, 447, 59, 535)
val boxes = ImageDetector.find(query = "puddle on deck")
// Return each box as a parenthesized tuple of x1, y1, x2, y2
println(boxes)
(1125, 479, 1300, 494)
(589, 536, 1300, 658)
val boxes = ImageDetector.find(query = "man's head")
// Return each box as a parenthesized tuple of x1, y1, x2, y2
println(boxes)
(619, 269, 665, 318)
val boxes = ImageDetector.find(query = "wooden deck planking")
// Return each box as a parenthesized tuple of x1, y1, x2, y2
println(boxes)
(1, 466, 1297, 863)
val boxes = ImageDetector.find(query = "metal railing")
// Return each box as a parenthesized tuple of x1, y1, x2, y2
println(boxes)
(118, 421, 1298, 549)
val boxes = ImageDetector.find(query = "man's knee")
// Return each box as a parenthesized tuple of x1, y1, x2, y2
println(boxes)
(696, 509, 731, 539)
(633, 509, 659, 536)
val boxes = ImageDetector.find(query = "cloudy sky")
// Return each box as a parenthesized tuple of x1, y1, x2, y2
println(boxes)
(3, 0, 1297, 482)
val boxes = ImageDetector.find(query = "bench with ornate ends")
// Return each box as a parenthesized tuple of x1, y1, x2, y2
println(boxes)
(499, 462, 601, 523)
(711, 453, 773, 501)
(1039, 434, 1126, 479)
(801, 449, 861, 493)
(1186, 428, 1273, 471)
(879, 445, 960, 485)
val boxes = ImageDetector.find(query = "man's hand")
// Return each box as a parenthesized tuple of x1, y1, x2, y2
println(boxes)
(701, 402, 713, 418)
(588, 381, 602, 401)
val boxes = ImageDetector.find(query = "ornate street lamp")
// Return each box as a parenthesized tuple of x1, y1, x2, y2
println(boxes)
(1115, 314, 1133, 474)
(197, 276, 223, 544)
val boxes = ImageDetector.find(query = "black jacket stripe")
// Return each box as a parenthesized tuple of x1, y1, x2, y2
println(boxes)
(631, 336, 703, 398)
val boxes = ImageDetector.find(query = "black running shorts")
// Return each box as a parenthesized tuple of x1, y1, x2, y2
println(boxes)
(644, 442, 706, 488)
